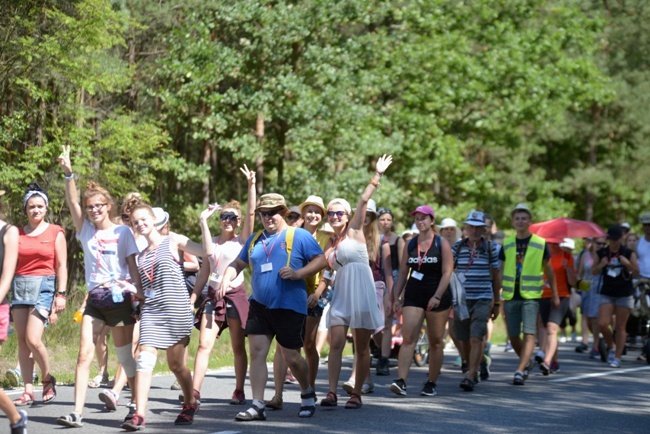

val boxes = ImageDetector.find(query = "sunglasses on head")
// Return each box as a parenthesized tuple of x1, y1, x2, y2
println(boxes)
(220, 213, 238, 222)
(259, 209, 282, 218)
(328, 211, 346, 218)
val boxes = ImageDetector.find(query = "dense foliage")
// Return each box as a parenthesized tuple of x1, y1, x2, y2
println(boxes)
(1, 0, 646, 289)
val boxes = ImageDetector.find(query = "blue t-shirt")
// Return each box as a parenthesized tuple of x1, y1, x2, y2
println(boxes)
(238, 227, 323, 314)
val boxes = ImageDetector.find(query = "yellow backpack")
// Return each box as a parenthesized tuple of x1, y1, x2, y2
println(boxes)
(247, 227, 296, 269)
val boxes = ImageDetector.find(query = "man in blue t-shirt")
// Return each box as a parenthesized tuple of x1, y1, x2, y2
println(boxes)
(220, 193, 326, 422)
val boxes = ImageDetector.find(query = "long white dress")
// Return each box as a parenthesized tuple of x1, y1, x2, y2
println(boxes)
(327, 238, 384, 331)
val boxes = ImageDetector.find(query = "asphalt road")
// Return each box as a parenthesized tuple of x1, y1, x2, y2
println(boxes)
(4, 342, 650, 433)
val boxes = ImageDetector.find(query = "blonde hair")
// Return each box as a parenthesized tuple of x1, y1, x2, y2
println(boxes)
(121, 192, 142, 215)
(364, 213, 380, 262)
(221, 200, 242, 215)
(83, 181, 116, 220)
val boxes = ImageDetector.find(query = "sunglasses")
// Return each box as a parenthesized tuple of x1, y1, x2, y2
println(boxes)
(121, 213, 130, 220)
(328, 211, 346, 218)
(86, 203, 107, 212)
(287, 213, 300, 221)
(259, 209, 282, 218)
(378, 207, 392, 216)
(220, 213, 238, 222)
(595, 242, 606, 246)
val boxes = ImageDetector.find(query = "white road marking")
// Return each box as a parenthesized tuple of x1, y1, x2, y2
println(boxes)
(549, 365, 650, 382)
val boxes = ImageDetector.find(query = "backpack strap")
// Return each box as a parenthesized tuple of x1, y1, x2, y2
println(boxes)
(453, 239, 463, 269)
(247, 231, 264, 270)
(285, 227, 296, 267)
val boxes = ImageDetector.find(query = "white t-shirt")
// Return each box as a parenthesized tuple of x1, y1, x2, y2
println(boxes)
(637, 236, 650, 278)
(204, 235, 245, 296)
(77, 220, 139, 290)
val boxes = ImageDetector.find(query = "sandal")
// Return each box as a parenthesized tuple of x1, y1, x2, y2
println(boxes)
(57, 411, 83, 428)
(298, 389, 316, 418)
(344, 392, 362, 409)
(320, 391, 337, 407)
(459, 378, 476, 392)
(42, 375, 57, 403)
(12, 391, 34, 407)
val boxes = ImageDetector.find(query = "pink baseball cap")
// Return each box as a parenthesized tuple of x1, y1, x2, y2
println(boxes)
(410, 205, 435, 219)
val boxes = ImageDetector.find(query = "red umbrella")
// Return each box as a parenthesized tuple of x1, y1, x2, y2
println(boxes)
(529, 218, 606, 242)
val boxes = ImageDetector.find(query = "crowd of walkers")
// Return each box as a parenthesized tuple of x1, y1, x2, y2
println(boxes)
(0, 147, 647, 432)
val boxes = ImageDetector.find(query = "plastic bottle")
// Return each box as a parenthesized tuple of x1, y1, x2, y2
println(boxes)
(73, 308, 84, 323)
(318, 289, 333, 309)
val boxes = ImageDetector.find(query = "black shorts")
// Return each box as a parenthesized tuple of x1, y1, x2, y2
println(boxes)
(539, 297, 570, 326)
(246, 299, 306, 350)
(307, 305, 324, 318)
(403, 287, 452, 312)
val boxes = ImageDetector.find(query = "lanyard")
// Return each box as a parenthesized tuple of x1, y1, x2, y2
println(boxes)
(417, 238, 432, 270)
(142, 243, 159, 283)
(463, 240, 481, 273)
(262, 229, 284, 263)
(328, 235, 345, 268)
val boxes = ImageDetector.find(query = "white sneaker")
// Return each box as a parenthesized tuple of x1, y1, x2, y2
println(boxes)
(607, 350, 616, 365)
(609, 357, 621, 368)
(361, 382, 374, 394)
(559, 334, 567, 343)
(534, 350, 545, 364)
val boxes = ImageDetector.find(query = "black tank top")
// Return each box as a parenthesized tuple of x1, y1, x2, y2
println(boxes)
(405, 235, 443, 292)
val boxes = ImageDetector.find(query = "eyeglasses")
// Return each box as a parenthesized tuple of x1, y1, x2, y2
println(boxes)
(328, 211, 346, 218)
(259, 209, 282, 218)
(287, 213, 300, 221)
(220, 213, 238, 222)
(86, 203, 107, 212)
(121, 213, 130, 220)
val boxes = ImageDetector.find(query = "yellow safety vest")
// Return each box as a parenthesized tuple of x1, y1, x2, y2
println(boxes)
(502, 234, 546, 300)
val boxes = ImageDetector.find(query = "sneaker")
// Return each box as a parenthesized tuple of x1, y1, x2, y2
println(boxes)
(98, 389, 119, 411)
(504, 341, 513, 352)
(361, 382, 374, 394)
(609, 357, 621, 368)
(390, 378, 407, 396)
(575, 342, 589, 353)
(559, 334, 567, 343)
(376, 356, 390, 376)
(420, 380, 437, 397)
(589, 348, 600, 359)
(513, 371, 525, 386)
(540, 361, 550, 376)
(170, 380, 182, 390)
(235, 405, 266, 421)
(284, 370, 297, 385)
(480, 355, 491, 381)
(454, 356, 462, 367)
(571, 332, 578, 342)
(607, 350, 616, 365)
(230, 389, 245, 405)
(523, 359, 534, 381)
(6, 369, 20, 388)
(175, 402, 199, 425)
(121, 414, 145, 431)
(57, 411, 83, 428)
(459, 378, 476, 392)
(10, 409, 28, 434)
(342, 380, 354, 395)
(534, 350, 545, 364)
(550, 361, 560, 373)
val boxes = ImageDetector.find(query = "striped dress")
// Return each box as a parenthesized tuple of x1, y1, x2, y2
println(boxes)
(138, 236, 193, 349)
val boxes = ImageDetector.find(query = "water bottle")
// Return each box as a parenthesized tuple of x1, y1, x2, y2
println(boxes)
(73, 308, 84, 323)
(111, 285, 124, 303)
(318, 289, 333, 308)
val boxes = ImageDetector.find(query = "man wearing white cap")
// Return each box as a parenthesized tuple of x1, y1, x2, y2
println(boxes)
(499, 204, 556, 386)
(453, 211, 501, 391)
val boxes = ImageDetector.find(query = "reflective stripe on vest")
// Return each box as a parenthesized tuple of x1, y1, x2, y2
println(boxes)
(502, 234, 546, 300)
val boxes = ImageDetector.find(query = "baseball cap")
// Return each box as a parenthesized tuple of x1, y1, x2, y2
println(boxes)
(511, 203, 532, 217)
(560, 238, 575, 250)
(621, 222, 631, 232)
(640, 212, 650, 225)
(607, 225, 623, 241)
(410, 205, 435, 219)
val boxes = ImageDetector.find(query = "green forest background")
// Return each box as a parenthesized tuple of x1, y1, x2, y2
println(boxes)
(2, 0, 650, 289)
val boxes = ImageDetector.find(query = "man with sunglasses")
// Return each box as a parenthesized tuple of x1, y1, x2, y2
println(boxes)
(220, 193, 327, 421)
(286, 206, 303, 228)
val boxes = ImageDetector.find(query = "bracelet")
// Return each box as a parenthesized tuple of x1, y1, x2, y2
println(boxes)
(434, 295, 441, 300)
(56, 293, 67, 299)
(370, 178, 380, 187)
(64, 173, 74, 180)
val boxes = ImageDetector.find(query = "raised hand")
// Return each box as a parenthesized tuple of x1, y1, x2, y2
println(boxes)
(200, 203, 221, 221)
(376, 154, 393, 174)
(58, 145, 72, 175)
(240, 164, 256, 184)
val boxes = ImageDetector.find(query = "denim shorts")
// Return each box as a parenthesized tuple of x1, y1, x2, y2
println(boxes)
(504, 298, 540, 337)
(11, 275, 56, 319)
(599, 294, 634, 309)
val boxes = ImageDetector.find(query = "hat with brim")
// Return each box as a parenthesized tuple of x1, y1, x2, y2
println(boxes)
(299, 195, 326, 216)
(0, 190, 5, 197)
(288, 206, 301, 216)
(607, 225, 623, 241)
(511, 203, 532, 218)
(410, 205, 435, 219)
(256, 193, 289, 212)
(152, 207, 169, 231)
(355, 199, 378, 217)
(463, 211, 487, 227)
(327, 198, 352, 215)
(436, 217, 462, 240)
(640, 212, 650, 225)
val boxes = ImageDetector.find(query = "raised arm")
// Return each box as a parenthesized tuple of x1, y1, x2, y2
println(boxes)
(239, 164, 256, 242)
(199, 204, 220, 258)
(349, 155, 393, 232)
(173, 232, 207, 258)
(57, 145, 84, 234)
